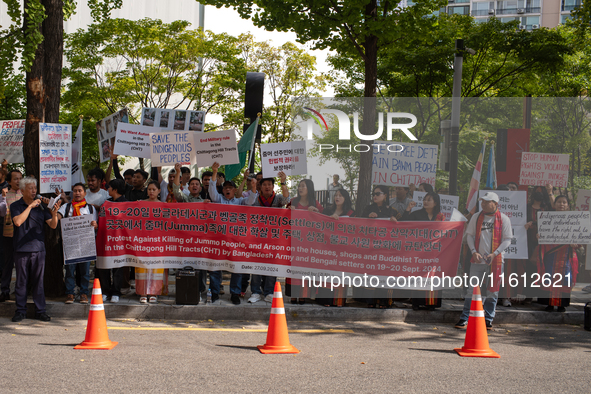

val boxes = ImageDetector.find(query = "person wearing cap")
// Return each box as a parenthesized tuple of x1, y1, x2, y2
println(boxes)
(455, 191, 512, 330)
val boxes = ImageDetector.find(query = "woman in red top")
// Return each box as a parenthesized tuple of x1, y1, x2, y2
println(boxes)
(286, 179, 323, 304)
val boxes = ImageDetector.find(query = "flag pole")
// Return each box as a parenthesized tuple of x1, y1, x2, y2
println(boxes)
(247, 113, 261, 170)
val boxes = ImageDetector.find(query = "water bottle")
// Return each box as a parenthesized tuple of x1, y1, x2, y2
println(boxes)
(207, 289, 212, 304)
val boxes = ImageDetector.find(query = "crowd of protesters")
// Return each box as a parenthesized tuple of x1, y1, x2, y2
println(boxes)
(0, 151, 588, 328)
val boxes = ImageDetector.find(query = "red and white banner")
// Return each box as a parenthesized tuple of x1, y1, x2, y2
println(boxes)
(97, 202, 464, 288)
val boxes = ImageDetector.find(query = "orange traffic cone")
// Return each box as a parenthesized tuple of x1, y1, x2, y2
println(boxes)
(75, 279, 118, 350)
(258, 282, 300, 354)
(454, 286, 500, 358)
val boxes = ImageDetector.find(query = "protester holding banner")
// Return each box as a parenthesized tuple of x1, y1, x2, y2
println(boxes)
(286, 179, 323, 304)
(57, 183, 98, 304)
(248, 172, 289, 304)
(10, 177, 62, 322)
(532, 195, 579, 312)
(455, 192, 513, 330)
(199, 171, 214, 201)
(172, 164, 206, 203)
(0, 170, 22, 302)
(402, 192, 445, 310)
(316, 188, 354, 307)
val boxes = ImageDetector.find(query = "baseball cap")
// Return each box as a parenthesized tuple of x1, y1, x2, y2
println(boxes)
(222, 180, 236, 188)
(479, 192, 499, 203)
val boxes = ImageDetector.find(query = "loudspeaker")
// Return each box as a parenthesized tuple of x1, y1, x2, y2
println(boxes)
(175, 269, 200, 305)
(244, 72, 265, 120)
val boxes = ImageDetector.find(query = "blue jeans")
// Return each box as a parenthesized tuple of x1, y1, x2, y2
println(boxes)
(208, 271, 222, 295)
(460, 263, 502, 323)
(251, 275, 276, 296)
(65, 262, 90, 296)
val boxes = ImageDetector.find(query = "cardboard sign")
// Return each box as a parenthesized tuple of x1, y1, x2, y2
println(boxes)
(372, 141, 438, 187)
(61, 215, 97, 265)
(261, 141, 307, 177)
(141, 107, 205, 131)
(194, 129, 239, 167)
(411, 191, 459, 221)
(537, 211, 591, 245)
(0, 119, 25, 163)
(150, 130, 196, 167)
(96, 108, 129, 163)
(39, 123, 72, 193)
(114, 123, 160, 159)
(519, 152, 569, 188)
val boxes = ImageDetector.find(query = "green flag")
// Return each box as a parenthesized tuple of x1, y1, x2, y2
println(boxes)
(225, 117, 259, 180)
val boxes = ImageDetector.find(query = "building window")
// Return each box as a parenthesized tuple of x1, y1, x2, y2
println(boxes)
(562, 0, 581, 11)
(496, 0, 540, 15)
(449, 5, 470, 15)
(472, 2, 495, 16)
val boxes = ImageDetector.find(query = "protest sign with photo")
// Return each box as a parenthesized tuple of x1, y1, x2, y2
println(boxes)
(39, 123, 72, 193)
(61, 215, 97, 265)
(114, 123, 160, 159)
(141, 107, 205, 131)
(411, 191, 459, 221)
(261, 141, 307, 177)
(372, 141, 438, 187)
(150, 130, 196, 167)
(194, 129, 238, 167)
(519, 152, 570, 188)
(96, 108, 128, 163)
(0, 119, 25, 163)
(537, 211, 591, 245)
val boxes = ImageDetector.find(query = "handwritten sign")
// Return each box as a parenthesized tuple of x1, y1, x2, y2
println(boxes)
(39, 123, 72, 193)
(575, 190, 591, 212)
(411, 191, 459, 221)
(96, 108, 128, 163)
(61, 215, 97, 265)
(150, 131, 196, 167)
(141, 107, 205, 131)
(261, 141, 307, 177)
(519, 152, 569, 188)
(114, 123, 160, 159)
(194, 129, 239, 167)
(372, 141, 438, 187)
(0, 119, 25, 163)
(537, 211, 591, 245)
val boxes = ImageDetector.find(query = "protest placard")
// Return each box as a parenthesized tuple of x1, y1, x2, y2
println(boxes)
(194, 129, 239, 167)
(39, 123, 71, 193)
(96, 108, 128, 163)
(150, 130, 196, 167)
(537, 211, 591, 244)
(372, 141, 438, 187)
(261, 141, 307, 177)
(61, 215, 97, 265)
(114, 123, 159, 159)
(519, 152, 569, 188)
(0, 119, 25, 163)
(575, 190, 591, 212)
(411, 191, 459, 221)
(141, 107, 205, 131)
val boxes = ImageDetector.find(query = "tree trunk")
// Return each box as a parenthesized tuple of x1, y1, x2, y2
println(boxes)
(24, 0, 65, 297)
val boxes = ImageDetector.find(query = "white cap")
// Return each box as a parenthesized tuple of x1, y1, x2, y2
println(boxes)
(479, 192, 499, 203)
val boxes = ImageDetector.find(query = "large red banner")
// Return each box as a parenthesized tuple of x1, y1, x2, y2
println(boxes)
(97, 202, 464, 288)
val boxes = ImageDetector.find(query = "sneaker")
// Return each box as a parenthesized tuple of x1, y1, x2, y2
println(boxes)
(0, 292, 9, 302)
(454, 319, 468, 329)
(486, 321, 493, 330)
(557, 306, 566, 313)
(11, 312, 25, 322)
(264, 294, 274, 303)
(149, 296, 158, 304)
(582, 285, 591, 293)
(110, 295, 120, 303)
(80, 294, 89, 304)
(35, 313, 51, 322)
(248, 293, 262, 303)
(65, 294, 75, 304)
(502, 299, 511, 307)
(139, 297, 148, 303)
(211, 294, 219, 303)
(120, 287, 133, 295)
(231, 294, 241, 305)
(102, 295, 108, 302)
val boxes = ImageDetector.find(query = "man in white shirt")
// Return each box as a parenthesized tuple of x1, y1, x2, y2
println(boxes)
(85, 168, 109, 209)
(455, 192, 512, 330)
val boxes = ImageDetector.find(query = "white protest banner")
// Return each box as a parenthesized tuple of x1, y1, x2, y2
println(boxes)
(261, 141, 307, 177)
(150, 130, 196, 167)
(114, 123, 160, 159)
(60, 215, 97, 265)
(411, 191, 459, 221)
(503, 226, 529, 259)
(372, 141, 438, 187)
(537, 211, 591, 245)
(479, 190, 527, 225)
(141, 107, 205, 132)
(0, 119, 25, 163)
(575, 190, 591, 212)
(519, 152, 569, 188)
(39, 123, 72, 193)
(194, 129, 239, 167)
(96, 108, 128, 163)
